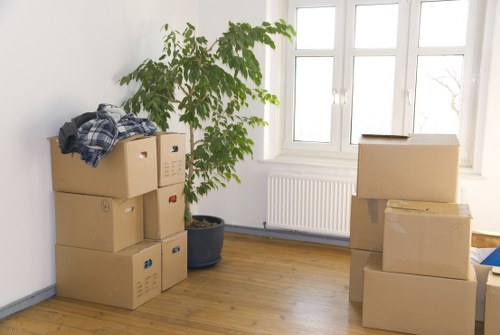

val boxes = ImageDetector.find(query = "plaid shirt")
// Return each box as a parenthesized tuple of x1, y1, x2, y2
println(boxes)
(78, 104, 157, 167)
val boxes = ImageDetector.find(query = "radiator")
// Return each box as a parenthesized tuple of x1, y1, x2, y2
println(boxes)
(267, 173, 356, 237)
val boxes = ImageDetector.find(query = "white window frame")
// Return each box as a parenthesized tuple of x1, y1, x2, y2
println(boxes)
(285, 0, 346, 155)
(281, 0, 490, 170)
(342, 0, 410, 153)
(405, 0, 481, 167)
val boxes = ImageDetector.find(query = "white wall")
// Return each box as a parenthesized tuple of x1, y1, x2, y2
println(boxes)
(0, 0, 198, 309)
(195, 0, 500, 234)
(460, 0, 500, 233)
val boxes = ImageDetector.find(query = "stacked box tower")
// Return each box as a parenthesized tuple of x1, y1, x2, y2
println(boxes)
(348, 134, 477, 334)
(144, 132, 188, 292)
(49, 132, 187, 310)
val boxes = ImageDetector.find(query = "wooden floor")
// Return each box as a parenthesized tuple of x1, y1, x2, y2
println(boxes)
(0, 232, 484, 334)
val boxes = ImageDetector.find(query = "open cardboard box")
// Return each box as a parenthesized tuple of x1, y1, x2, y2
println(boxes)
(50, 135, 157, 198)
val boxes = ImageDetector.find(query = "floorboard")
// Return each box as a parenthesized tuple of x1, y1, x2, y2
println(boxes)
(0, 232, 484, 334)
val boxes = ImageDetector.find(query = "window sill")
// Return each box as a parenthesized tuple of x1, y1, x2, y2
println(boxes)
(261, 151, 357, 170)
(261, 152, 483, 180)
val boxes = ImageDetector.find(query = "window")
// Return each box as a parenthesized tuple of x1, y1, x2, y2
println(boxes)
(284, 0, 488, 167)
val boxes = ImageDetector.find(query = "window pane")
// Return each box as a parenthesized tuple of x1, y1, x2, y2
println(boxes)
(350, 56, 395, 144)
(419, 0, 468, 47)
(413, 55, 463, 134)
(296, 7, 335, 49)
(294, 57, 334, 143)
(355, 4, 399, 49)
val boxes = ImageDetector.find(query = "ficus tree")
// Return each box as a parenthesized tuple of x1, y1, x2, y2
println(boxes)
(119, 20, 295, 225)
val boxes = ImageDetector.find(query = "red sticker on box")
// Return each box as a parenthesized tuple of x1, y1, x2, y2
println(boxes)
(168, 195, 177, 203)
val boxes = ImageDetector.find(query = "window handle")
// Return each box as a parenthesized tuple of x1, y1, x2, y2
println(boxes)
(406, 90, 414, 108)
(332, 89, 349, 105)
(332, 89, 340, 105)
(341, 89, 349, 105)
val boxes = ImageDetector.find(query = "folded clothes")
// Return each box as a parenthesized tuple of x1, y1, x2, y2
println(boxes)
(481, 247, 500, 266)
(77, 103, 158, 167)
(471, 247, 498, 264)
(57, 103, 158, 167)
(58, 112, 97, 154)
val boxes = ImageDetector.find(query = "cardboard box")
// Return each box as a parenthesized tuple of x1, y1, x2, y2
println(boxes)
(144, 183, 185, 240)
(472, 232, 500, 321)
(156, 133, 185, 187)
(50, 136, 157, 198)
(160, 230, 188, 291)
(356, 134, 459, 202)
(363, 256, 477, 335)
(485, 271, 500, 335)
(349, 196, 387, 252)
(472, 231, 500, 321)
(56, 240, 161, 310)
(55, 192, 143, 252)
(472, 247, 500, 321)
(383, 200, 472, 280)
(349, 249, 381, 303)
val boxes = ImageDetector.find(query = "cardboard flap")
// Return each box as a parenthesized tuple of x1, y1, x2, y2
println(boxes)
(361, 134, 409, 139)
(115, 134, 145, 145)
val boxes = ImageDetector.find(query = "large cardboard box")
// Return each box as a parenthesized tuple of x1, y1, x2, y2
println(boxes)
(55, 192, 143, 252)
(56, 240, 161, 310)
(349, 249, 381, 303)
(160, 230, 188, 291)
(349, 196, 387, 252)
(156, 133, 185, 187)
(472, 231, 500, 321)
(363, 257, 477, 334)
(356, 134, 459, 202)
(50, 136, 157, 198)
(144, 183, 185, 240)
(485, 271, 500, 335)
(383, 199, 472, 280)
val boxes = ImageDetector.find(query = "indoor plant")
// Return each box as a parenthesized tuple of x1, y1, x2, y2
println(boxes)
(119, 20, 294, 268)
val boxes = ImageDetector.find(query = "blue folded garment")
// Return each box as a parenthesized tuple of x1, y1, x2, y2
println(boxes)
(481, 247, 500, 266)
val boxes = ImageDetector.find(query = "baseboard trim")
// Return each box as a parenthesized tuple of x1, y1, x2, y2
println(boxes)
(0, 285, 56, 320)
(224, 224, 349, 247)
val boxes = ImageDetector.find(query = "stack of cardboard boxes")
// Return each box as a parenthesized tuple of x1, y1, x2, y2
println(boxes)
(50, 132, 187, 310)
(349, 134, 477, 334)
(472, 231, 500, 334)
(144, 133, 188, 292)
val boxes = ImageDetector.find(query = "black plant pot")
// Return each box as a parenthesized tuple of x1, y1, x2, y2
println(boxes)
(187, 215, 225, 269)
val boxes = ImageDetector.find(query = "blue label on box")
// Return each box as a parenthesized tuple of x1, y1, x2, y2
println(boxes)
(144, 258, 153, 269)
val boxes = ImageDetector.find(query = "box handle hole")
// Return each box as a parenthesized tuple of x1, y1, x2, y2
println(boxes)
(124, 206, 135, 213)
